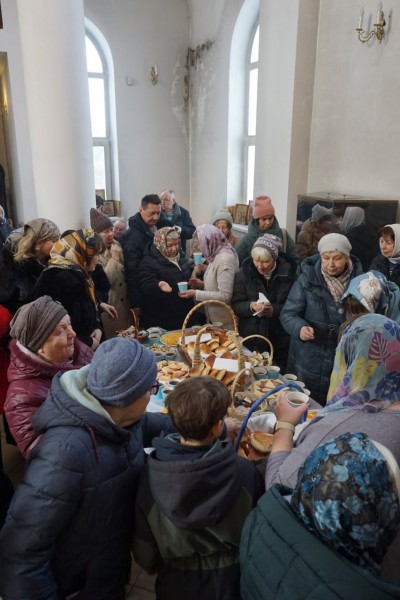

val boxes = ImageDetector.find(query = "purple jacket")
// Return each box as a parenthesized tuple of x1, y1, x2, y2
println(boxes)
(5, 339, 93, 458)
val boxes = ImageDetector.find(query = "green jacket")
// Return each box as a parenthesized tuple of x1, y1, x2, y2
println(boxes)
(240, 485, 400, 600)
(235, 217, 297, 265)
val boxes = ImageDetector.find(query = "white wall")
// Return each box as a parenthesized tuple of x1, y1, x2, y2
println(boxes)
(309, 0, 400, 203)
(84, 0, 191, 217)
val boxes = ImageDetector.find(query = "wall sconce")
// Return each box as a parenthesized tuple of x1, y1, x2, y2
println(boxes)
(356, 6, 386, 43)
(150, 65, 158, 85)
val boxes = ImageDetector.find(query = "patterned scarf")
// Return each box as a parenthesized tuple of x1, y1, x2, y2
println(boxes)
(196, 224, 238, 263)
(153, 227, 181, 269)
(48, 229, 97, 305)
(291, 432, 400, 575)
(325, 313, 400, 410)
(321, 259, 353, 305)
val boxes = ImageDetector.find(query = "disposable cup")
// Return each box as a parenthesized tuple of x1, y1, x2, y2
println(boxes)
(177, 281, 188, 292)
(193, 252, 203, 265)
(254, 367, 268, 380)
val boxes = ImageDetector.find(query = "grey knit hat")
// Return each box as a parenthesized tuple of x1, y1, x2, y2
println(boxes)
(311, 204, 332, 223)
(212, 209, 233, 228)
(10, 296, 68, 352)
(87, 337, 157, 407)
(318, 233, 352, 257)
(252, 233, 282, 261)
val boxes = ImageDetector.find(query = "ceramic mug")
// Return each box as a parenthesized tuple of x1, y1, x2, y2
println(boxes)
(267, 365, 281, 379)
(286, 391, 309, 423)
(283, 373, 297, 382)
(165, 350, 176, 361)
(254, 366, 268, 380)
(153, 351, 163, 362)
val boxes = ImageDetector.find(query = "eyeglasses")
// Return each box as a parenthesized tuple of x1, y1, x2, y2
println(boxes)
(151, 381, 161, 395)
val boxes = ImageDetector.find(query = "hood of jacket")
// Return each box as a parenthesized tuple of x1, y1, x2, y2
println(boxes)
(32, 367, 131, 447)
(241, 253, 296, 283)
(247, 215, 282, 237)
(7, 338, 93, 384)
(147, 434, 243, 529)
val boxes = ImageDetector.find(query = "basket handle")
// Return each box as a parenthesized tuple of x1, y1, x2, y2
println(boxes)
(192, 325, 214, 368)
(241, 335, 274, 365)
(230, 367, 254, 399)
(130, 309, 139, 340)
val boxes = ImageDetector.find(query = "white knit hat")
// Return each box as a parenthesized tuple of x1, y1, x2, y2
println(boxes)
(212, 209, 233, 227)
(318, 233, 352, 256)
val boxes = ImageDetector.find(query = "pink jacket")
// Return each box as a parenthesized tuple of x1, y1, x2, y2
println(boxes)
(5, 338, 93, 458)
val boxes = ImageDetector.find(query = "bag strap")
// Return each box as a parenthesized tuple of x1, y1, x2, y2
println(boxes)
(281, 228, 288, 253)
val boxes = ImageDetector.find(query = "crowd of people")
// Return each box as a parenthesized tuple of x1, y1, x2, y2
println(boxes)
(0, 192, 400, 598)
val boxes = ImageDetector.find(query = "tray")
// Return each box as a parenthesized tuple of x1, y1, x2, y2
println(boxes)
(159, 329, 200, 347)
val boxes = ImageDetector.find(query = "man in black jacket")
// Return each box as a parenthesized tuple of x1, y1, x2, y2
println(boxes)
(121, 194, 161, 318)
(158, 189, 195, 255)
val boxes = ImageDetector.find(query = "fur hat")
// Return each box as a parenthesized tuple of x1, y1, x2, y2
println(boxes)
(87, 338, 157, 407)
(10, 296, 68, 352)
(253, 196, 275, 219)
(311, 204, 332, 223)
(318, 233, 352, 257)
(252, 233, 282, 261)
(90, 208, 113, 234)
(212, 209, 233, 227)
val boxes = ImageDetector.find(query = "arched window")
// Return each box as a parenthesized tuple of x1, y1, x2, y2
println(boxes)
(85, 32, 113, 199)
(245, 24, 259, 202)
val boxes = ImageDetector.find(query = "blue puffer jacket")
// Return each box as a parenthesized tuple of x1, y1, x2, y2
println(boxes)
(240, 485, 400, 600)
(0, 368, 174, 600)
(279, 254, 363, 404)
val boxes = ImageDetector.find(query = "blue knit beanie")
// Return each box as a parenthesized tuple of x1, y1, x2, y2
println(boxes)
(87, 338, 157, 407)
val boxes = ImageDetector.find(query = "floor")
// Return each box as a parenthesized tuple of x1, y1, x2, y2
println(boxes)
(1, 419, 156, 599)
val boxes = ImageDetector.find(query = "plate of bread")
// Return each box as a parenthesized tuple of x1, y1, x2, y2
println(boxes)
(157, 360, 190, 383)
(237, 429, 274, 459)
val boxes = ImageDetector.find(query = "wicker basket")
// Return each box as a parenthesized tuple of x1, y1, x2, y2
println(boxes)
(241, 334, 274, 366)
(116, 310, 148, 343)
(180, 300, 239, 365)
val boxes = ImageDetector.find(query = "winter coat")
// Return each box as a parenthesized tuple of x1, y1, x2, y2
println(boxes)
(139, 245, 194, 330)
(0, 469, 13, 530)
(0, 305, 12, 414)
(0, 218, 12, 251)
(370, 253, 400, 288)
(132, 434, 264, 600)
(121, 212, 156, 309)
(240, 484, 400, 600)
(345, 223, 379, 271)
(295, 219, 328, 261)
(98, 243, 132, 338)
(91, 263, 110, 305)
(5, 338, 93, 458)
(235, 217, 297, 265)
(194, 250, 239, 329)
(0, 368, 174, 600)
(0, 241, 45, 315)
(34, 267, 102, 348)
(157, 204, 196, 255)
(232, 254, 297, 372)
(279, 254, 363, 404)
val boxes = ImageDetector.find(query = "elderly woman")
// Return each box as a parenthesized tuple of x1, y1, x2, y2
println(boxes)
(139, 226, 194, 330)
(179, 224, 239, 329)
(90, 208, 131, 338)
(232, 234, 297, 371)
(340, 206, 379, 271)
(241, 431, 400, 598)
(280, 233, 363, 404)
(4, 296, 93, 458)
(370, 224, 400, 287)
(211, 209, 239, 248)
(235, 196, 297, 265)
(295, 204, 332, 260)
(34, 229, 117, 350)
(0, 218, 60, 314)
(266, 313, 400, 492)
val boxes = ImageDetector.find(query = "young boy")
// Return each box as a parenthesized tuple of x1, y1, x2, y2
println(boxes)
(132, 376, 264, 600)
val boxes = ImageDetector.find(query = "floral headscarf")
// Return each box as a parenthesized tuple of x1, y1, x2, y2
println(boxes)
(291, 432, 400, 575)
(325, 313, 400, 411)
(154, 227, 180, 259)
(341, 270, 400, 323)
(196, 224, 237, 263)
(48, 229, 97, 304)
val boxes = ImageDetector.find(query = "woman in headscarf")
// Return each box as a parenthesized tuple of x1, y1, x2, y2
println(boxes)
(340, 206, 379, 271)
(265, 313, 400, 493)
(4, 296, 93, 458)
(34, 229, 116, 349)
(0, 218, 60, 314)
(280, 233, 363, 404)
(240, 432, 400, 598)
(370, 224, 400, 287)
(179, 224, 239, 329)
(139, 226, 194, 330)
(232, 233, 297, 371)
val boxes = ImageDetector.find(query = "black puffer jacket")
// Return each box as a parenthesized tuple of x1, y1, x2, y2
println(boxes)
(232, 253, 297, 371)
(121, 213, 155, 309)
(0, 369, 174, 600)
(139, 245, 194, 330)
(370, 253, 400, 287)
(0, 240, 45, 314)
(34, 267, 101, 348)
(280, 254, 363, 404)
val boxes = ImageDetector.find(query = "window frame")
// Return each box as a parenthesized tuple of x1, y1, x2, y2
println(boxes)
(243, 22, 259, 204)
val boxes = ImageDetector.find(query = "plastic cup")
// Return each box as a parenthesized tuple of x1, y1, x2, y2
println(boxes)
(193, 252, 203, 265)
(177, 281, 188, 292)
